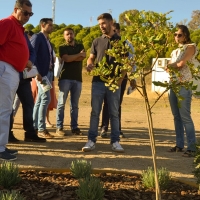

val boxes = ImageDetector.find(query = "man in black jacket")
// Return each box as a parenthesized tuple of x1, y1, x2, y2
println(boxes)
(9, 33, 46, 143)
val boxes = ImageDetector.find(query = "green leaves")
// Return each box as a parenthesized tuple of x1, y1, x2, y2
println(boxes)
(76, 176, 104, 200)
(152, 81, 168, 88)
(0, 161, 21, 189)
(70, 159, 92, 179)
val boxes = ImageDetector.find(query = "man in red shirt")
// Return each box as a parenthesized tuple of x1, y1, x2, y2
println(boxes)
(0, 0, 33, 161)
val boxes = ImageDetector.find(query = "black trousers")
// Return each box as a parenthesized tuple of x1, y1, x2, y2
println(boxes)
(101, 76, 128, 132)
(10, 79, 36, 136)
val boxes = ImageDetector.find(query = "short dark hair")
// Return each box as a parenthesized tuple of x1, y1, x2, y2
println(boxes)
(113, 23, 120, 30)
(40, 18, 53, 25)
(14, 0, 32, 8)
(64, 27, 74, 33)
(176, 24, 192, 44)
(25, 30, 34, 37)
(97, 13, 113, 21)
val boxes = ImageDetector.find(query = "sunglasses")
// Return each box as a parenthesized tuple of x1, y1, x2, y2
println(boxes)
(18, 8, 34, 17)
(174, 33, 183, 38)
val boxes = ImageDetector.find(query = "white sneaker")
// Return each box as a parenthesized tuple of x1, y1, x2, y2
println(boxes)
(112, 141, 124, 153)
(82, 140, 95, 152)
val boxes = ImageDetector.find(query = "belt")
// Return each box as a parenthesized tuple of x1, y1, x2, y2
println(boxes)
(49, 68, 53, 72)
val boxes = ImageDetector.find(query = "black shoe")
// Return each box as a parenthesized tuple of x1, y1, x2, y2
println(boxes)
(0, 151, 17, 161)
(168, 146, 183, 152)
(100, 130, 108, 138)
(120, 132, 126, 138)
(5, 147, 18, 155)
(8, 131, 20, 143)
(24, 134, 46, 143)
(72, 128, 82, 135)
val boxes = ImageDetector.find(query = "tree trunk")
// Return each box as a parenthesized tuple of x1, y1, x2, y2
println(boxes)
(141, 74, 161, 200)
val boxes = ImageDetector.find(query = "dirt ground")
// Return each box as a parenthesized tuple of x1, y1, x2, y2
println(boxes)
(10, 72, 200, 185)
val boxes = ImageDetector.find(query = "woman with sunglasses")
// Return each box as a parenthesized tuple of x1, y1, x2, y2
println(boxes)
(166, 24, 199, 157)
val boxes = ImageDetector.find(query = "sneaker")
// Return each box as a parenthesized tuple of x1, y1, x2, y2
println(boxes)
(112, 141, 124, 153)
(82, 140, 95, 152)
(24, 134, 46, 143)
(56, 128, 66, 137)
(0, 151, 17, 161)
(100, 129, 108, 138)
(72, 128, 82, 135)
(38, 129, 54, 139)
(5, 147, 18, 155)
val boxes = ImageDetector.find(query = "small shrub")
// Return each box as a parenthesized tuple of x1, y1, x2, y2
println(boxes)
(142, 167, 154, 189)
(0, 190, 25, 200)
(142, 167, 171, 189)
(76, 176, 104, 200)
(0, 161, 21, 189)
(70, 159, 92, 179)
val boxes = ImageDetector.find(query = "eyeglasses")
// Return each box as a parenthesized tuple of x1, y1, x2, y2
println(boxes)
(18, 8, 34, 17)
(174, 33, 183, 38)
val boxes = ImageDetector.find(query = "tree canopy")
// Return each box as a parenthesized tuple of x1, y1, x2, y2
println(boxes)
(188, 10, 200, 30)
(119, 9, 139, 25)
(25, 9, 200, 67)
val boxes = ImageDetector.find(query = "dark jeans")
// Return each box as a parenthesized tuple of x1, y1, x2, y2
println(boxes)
(101, 77, 128, 132)
(10, 79, 36, 136)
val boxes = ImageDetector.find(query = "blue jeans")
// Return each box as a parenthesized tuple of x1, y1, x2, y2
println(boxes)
(0, 61, 19, 152)
(56, 79, 82, 129)
(168, 87, 196, 151)
(101, 76, 128, 132)
(33, 71, 53, 131)
(88, 82, 120, 144)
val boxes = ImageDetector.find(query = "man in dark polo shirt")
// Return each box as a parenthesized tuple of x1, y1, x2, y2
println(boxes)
(82, 13, 126, 153)
(56, 28, 86, 136)
(100, 22, 136, 138)
(0, 0, 32, 160)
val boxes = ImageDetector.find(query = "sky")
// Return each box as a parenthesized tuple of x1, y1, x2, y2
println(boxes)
(0, 0, 199, 27)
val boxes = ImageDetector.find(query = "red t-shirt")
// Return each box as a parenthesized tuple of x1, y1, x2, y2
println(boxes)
(0, 15, 29, 72)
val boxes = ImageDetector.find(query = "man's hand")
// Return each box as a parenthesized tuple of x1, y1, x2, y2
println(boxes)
(130, 79, 136, 90)
(80, 49, 86, 58)
(26, 60, 33, 72)
(86, 64, 94, 72)
(35, 74, 42, 82)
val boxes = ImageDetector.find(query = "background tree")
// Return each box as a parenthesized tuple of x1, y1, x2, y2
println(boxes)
(76, 28, 90, 43)
(179, 19, 188, 26)
(188, 10, 200, 30)
(191, 29, 200, 60)
(58, 23, 67, 29)
(32, 25, 40, 33)
(23, 11, 200, 67)
(24, 23, 34, 31)
(118, 9, 139, 25)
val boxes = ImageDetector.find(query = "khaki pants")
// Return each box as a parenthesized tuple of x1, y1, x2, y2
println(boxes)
(0, 61, 19, 152)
